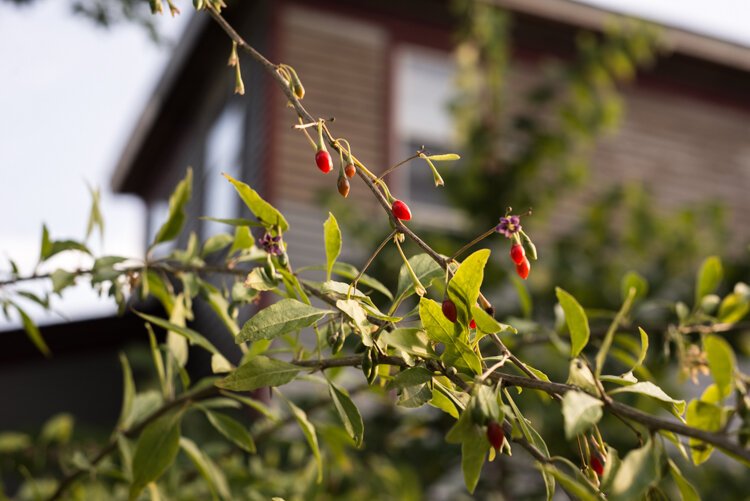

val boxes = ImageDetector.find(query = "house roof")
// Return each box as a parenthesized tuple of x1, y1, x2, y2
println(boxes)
(110, 0, 750, 196)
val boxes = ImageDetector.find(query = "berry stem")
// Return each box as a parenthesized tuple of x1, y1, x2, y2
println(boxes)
(376, 150, 424, 182)
(347, 229, 397, 300)
(450, 225, 498, 261)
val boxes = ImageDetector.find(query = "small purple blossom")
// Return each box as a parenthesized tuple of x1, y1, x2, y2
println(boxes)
(259, 232, 283, 256)
(496, 215, 521, 238)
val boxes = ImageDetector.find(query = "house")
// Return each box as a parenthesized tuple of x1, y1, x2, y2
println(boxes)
(111, 0, 750, 268)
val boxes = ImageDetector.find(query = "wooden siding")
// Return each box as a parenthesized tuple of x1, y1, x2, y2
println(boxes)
(274, 5, 388, 270)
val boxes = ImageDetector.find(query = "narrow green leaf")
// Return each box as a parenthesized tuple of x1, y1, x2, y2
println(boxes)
(704, 335, 736, 399)
(621, 271, 648, 302)
(608, 439, 662, 501)
(386, 367, 433, 390)
(447, 249, 490, 326)
(424, 153, 460, 161)
(541, 466, 600, 501)
(0, 432, 31, 453)
(283, 397, 322, 483)
(153, 167, 192, 246)
(419, 298, 482, 374)
(328, 381, 364, 447)
(201, 233, 234, 257)
(50, 268, 76, 293)
(117, 354, 136, 430)
(203, 410, 256, 453)
(695, 256, 722, 305)
(323, 212, 342, 281)
(199, 216, 263, 227)
(395, 253, 443, 300)
(635, 327, 649, 369)
(461, 425, 487, 494)
(223, 173, 289, 232)
(336, 299, 372, 346)
(561, 390, 603, 439)
(134, 311, 225, 359)
(16, 305, 50, 357)
(470, 305, 517, 335)
(511, 274, 533, 318)
(667, 459, 700, 501)
(85, 184, 104, 240)
(216, 356, 300, 391)
(129, 409, 184, 500)
(236, 299, 330, 343)
(717, 293, 750, 324)
(556, 287, 590, 358)
(609, 382, 685, 416)
(179, 437, 231, 500)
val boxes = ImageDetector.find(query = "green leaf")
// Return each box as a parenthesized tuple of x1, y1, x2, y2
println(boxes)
(229, 226, 256, 255)
(561, 390, 603, 439)
(717, 292, 750, 323)
(203, 410, 256, 453)
(608, 439, 663, 501)
(0, 432, 31, 453)
(328, 381, 364, 447)
(704, 335, 736, 399)
(199, 216, 263, 228)
(15, 305, 50, 357)
(621, 271, 648, 302)
(609, 382, 685, 416)
(223, 173, 289, 232)
(134, 311, 226, 360)
(556, 287, 590, 358)
(335, 299, 372, 346)
(50, 269, 77, 294)
(129, 409, 184, 500)
(461, 425, 487, 494)
(541, 466, 600, 501)
(39, 224, 91, 262)
(447, 249, 490, 325)
(152, 167, 193, 247)
(201, 233, 234, 256)
(511, 275, 533, 318)
(283, 396, 322, 483)
(419, 298, 482, 374)
(635, 327, 649, 369)
(695, 256, 722, 305)
(420, 155, 445, 187)
(117, 354, 136, 430)
(668, 459, 700, 501)
(85, 184, 104, 240)
(395, 253, 442, 300)
(244, 267, 277, 292)
(424, 153, 461, 161)
(686, 399, 724, 464)
(471, 305, 517, 335)
(323, 212, 342, 281)
(179, 437, 231, 500)
(216, 356, 300, 391)
(381, 328, 436, 359)
(386, 367, 433, 390)
(236, 298, 331, 343)
(429, 388, 459, 418)
(41, 413, 74, 444)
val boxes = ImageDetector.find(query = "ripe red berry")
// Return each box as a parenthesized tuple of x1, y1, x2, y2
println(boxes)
(469, 319, 477, 329)
(315, 150, 333, 173)
(486, 421, 504, 451)
(391, 199, 412, 221)
(510, 243, 525, 265)
(515, 257, 530, 280)
(337, 176, 350, 198)
(442, 299, 458, 323)
(344, 163, 356, 178)
(590, 453, 604, 476)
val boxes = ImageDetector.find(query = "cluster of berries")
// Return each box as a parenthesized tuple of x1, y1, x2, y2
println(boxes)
(497, 215, 535, 280)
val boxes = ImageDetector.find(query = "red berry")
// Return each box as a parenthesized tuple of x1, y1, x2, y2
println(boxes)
(510, 243, 525, 265)
(337, 176, 350, 198)
(344, 163, 356, 178)
(442, 299, 458, 323)
(515, 257, 530, 280)
(469, 319, 477, 329)
(391, 200, 412, 221)
(486, 421, 504, 451)
(315, 150, 333, 173)
(590, 453, 604, 476)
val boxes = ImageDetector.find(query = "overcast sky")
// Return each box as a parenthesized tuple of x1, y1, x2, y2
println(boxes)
(0, 0, 747, 329)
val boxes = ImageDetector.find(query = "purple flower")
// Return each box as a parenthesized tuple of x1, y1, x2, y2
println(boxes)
(259, 232, 283, 256)
(496, 215, 521, 238)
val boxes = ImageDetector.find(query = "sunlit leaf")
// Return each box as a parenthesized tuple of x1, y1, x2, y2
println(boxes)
(328, 381, 364, 447)
(152, 167, 193, 247)
(323, 212, 342, 281)
(130, 409, 184, 500)
(447, 249, 490, 326)
(561, 390, 603, 439)
(420, 298, 482, 374)
(704, 334, 736, 399)
(695, 256, 722, 305)
(668, 459, 700, 501)
(556, 287, 590, 358)
(203, 410, 256, 453)
(608, 439, 662, 501)
(396, 253, 443, 300)
(223, 173, 289, 232)
(236, 299, 330, 343)
(216, 356, 300, 391)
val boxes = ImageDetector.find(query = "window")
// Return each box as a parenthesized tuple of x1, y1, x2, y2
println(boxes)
(393, 46, 465, 228)
(203, 101, 245, 237)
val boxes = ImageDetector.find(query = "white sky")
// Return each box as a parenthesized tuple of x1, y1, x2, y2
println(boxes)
(0, 0, 747, 330)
